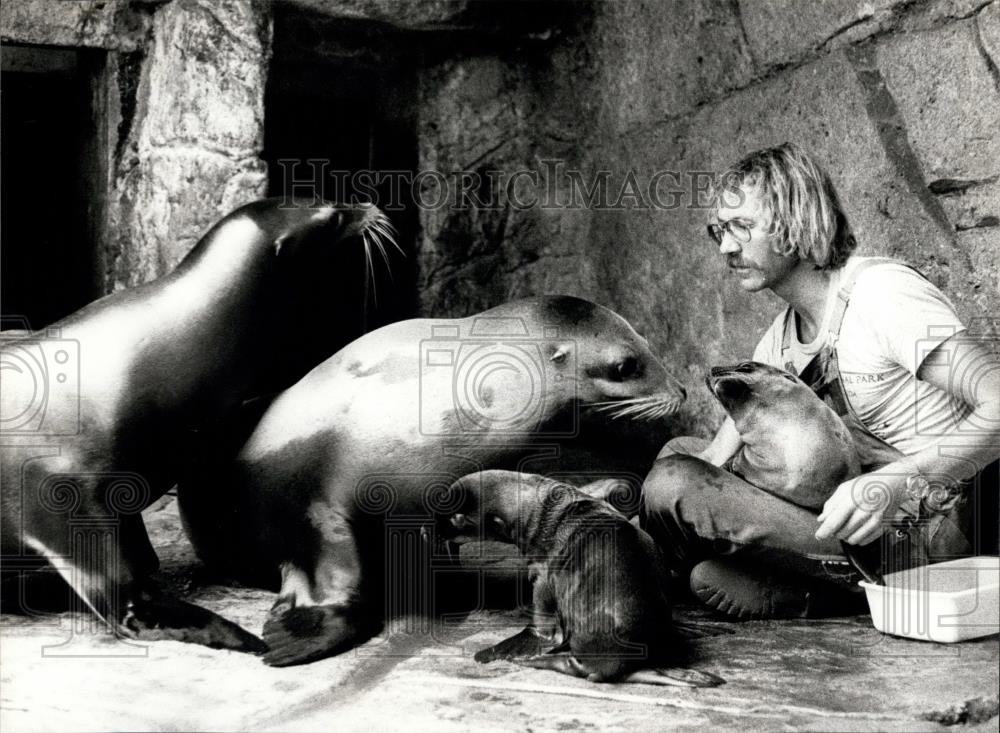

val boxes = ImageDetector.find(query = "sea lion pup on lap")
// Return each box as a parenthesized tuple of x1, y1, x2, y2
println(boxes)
(178, 295, 687, 666)
(707, 361, 859, 509)
(438, 470, 724, 687)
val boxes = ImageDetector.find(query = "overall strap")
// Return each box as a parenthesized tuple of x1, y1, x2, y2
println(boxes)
(825, 257, 901, 350)
(780, 257, 903, 373)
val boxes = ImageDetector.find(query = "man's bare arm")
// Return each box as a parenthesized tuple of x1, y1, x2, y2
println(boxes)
(817, 333, 1000, 544)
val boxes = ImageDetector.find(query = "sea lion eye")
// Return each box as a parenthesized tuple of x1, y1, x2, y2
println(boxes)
(550, 346, 570, 364)
(615, 357, 641, 380)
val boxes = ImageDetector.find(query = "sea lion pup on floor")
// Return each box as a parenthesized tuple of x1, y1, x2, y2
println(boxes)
(438, 470, 724, 687)
(1, 198, 396, 652)
(707, 361, 859, 509)
(178, 295, 687, 666)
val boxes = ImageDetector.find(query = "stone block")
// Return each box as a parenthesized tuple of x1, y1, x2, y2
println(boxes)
(935, 178, 1000, 231)
(738, 0, 907, 69)
(286, 0, 469, 28)
(0, 0, 150, 51)
(279, 0, 470, 28)
(958, 228, 1000, 304)
(107, 0, 272, 287)
(416, 54, 542, 315)
(140, 0, 270, 154)
(875, 19, 1000, 182)
(110, 151, 268, 288)
(980, 0, 1000, 68)
(590, 0, 756, 132)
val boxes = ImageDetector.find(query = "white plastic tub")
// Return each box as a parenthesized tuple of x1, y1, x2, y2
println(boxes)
(859, 556, 1000, 643)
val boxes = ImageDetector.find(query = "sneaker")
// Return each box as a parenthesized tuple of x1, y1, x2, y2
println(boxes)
(689, 558, 867, 620)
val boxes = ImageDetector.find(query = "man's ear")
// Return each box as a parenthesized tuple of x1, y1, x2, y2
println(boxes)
(450, 513, 468, 529)
(490, 515, 509, 538)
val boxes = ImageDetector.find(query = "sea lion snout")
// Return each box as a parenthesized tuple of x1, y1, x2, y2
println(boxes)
(706, 361, 801, 412)
(705, 365, 754, 410)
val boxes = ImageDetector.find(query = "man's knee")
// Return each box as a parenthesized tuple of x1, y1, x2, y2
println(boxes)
(656, 435, 710, 461)
(641, 454, 708, 516)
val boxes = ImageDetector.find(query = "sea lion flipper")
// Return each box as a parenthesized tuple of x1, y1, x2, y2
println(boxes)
(517, 651, 589, 679)
(123, 588, 267, 653)
(625, 667, 726, 687)
(262, 604, 380, 667)
(474, 626, 552, 663)
(673, 620, 735, 638)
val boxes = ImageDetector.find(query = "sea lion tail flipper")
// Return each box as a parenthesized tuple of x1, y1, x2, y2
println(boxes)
(123, 587, 267, 653)
(473, 626, 551, 663)
(624, 667, 726, 687)
(262, 603, 380, 667)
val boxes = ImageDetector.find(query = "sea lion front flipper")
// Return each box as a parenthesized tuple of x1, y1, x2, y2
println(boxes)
(124, 586, 267, 653)
(262, 603, 378, 667)
(474, 626, 554, 663)
(261, 526, 381, 667)
(473, 608, 559, 663)
(517, 651, 590, 679)
(475, 573, 560, 663)
(673, 620, 735, 639)
(624, 667, 726, 687)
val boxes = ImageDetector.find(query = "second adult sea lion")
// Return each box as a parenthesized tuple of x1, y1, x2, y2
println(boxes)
(178, 295, 687, 665)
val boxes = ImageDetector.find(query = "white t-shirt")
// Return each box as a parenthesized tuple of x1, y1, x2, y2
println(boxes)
(753, 256, 970, 456)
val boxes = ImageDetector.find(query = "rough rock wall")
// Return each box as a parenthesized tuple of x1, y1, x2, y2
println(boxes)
(108, 0, 271, 288)
(417, 0, 1000, 435)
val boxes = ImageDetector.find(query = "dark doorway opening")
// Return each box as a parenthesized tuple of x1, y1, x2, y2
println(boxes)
(263, 8, 420, 370)
(1, 45, 107, 331)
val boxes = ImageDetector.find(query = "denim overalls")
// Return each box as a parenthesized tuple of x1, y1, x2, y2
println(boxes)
(784, 258, 974, 582)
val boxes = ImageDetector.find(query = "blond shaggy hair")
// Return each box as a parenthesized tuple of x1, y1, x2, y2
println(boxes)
(714, 143, 857, 270)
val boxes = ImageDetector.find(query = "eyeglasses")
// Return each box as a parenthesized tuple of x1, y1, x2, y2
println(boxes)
(707, 219, 752, 246)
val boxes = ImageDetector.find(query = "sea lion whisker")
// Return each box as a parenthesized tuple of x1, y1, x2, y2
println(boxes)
(583, 400, 639, 411)
(363, 231, 380, 306)
(587, 396, 650, 408)
(371, 230, 395, 283)
(611, 404, 649, 419)
(369, 215, 402, 256)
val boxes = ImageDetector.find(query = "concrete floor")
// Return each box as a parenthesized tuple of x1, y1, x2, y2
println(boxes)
(2, 498, 998, 733)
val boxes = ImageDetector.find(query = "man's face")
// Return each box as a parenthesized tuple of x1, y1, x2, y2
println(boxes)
(711, 185, 797, 292)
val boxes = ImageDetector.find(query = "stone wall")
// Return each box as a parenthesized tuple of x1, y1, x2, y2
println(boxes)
(108, 0, 271, 288)
(3, 0, 997, 436)
(1, 0, 271, 291)
(416, 0, 1000, 435)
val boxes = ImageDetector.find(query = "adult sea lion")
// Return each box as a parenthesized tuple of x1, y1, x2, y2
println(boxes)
(178, 295, 687, 665)
(0, 198, 396, 651)
(437, 469, 725, 687)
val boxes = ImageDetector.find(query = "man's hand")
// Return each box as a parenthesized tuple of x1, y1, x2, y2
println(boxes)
(815, 469, 908, 545)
